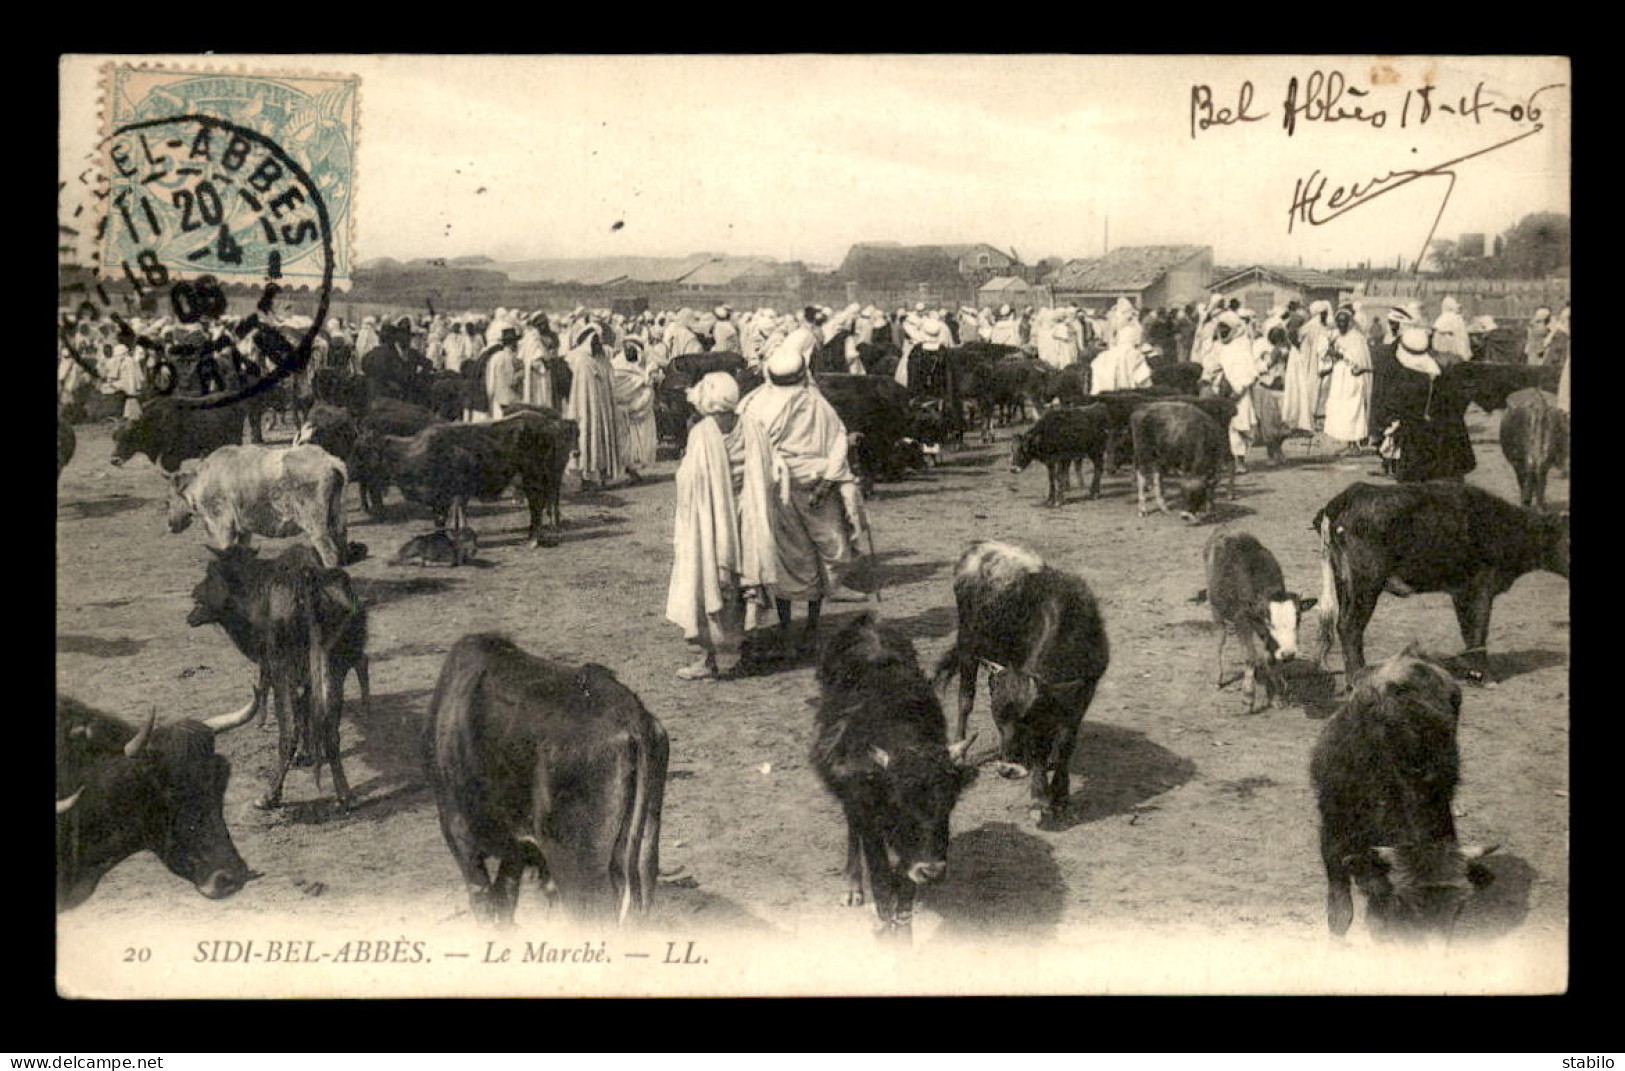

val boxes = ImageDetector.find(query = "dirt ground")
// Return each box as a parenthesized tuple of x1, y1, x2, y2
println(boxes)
(55, 402, 1569, 996)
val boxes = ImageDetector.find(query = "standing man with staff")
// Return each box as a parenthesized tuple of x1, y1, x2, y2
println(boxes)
(737, 342, 869, 660)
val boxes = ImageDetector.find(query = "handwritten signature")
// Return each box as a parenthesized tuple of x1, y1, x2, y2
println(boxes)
(1286, 124, 1546, 271)
(1190, 72, 1565, 139)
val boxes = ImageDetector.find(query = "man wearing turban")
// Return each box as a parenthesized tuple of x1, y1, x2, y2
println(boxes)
(1320, 304, 1372, 454)
(737, 343, 868, 658)
(1432, 296, 1472, 363)
(666, 372, 783, 680)
(1209, 312, 1259, 472)
(564, 322, 624, 489)
(1283, 300, 1330, 434)
(611, 338, 658, 481)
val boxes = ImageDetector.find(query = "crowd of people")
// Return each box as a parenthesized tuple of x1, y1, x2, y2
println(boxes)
(58, 287, 1570, 681)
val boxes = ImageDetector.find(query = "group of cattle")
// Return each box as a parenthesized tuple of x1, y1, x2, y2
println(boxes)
(57, 329, 1571, 947)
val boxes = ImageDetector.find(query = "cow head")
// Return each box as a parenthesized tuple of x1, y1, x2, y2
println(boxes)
(1540, 510, 1570, 579)
(57, 692, 260, 911)
(109, 417, 141, 466)
(165, 469, 198, 533)
(1346, 842, 1498, 942)
(1008, 431, 1034, 473)
(854, 738, 978, 886)
(1255, 593, 1318, 663)
(987, 670, 1086, 776)
(187, 546, 255, 628)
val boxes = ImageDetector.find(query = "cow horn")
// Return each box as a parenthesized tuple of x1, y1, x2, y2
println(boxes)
(56, 788, 85, 815)
(202, 689, 262, 735)
(124, 708, 157, 757)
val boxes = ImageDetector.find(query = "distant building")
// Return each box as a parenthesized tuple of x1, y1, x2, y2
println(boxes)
(839, 242, 1019, 289)
(1050, 245, 1212, 311)
(1207, 265, 1354, 315)
(977, 275, 1047, 310)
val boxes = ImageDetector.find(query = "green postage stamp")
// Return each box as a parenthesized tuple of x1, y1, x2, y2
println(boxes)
(98, 63, 359, 291)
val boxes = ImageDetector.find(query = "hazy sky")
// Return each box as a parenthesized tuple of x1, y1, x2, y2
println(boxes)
(61, 54, 1570, 271)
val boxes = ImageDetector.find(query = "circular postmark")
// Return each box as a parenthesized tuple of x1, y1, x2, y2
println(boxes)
(58, 114, 336, 413)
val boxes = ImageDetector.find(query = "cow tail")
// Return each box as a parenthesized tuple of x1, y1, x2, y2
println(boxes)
(1316, 520, 1339, 663)
(620, 718, 669, 924)
(328, 467, 349, 562)
(305, 578, 334, 784)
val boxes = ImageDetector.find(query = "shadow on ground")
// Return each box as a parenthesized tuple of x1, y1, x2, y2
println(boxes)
(926, 821, 1067, 942)
(354, 576, 462, 608)
(57, 634, 148, 658)
(1047, 721, 1199, 830)
(1454, 853, 1538, 942)
(58, 495, 150, 521)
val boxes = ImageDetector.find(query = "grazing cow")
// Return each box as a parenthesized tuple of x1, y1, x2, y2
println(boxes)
(935, 542, 1110, 824)
(1313, 481, 1569, 683)
(351, 409, 576, 547)
(1131, 400, 1234, 522)
(1309, 649, 1497, 940)
(1193, 530, 1317, 712)
(813, 613, 977, 935)
(57, 416, 76, 480)
(818, 374, 931, 490)
(166, 444, 352, 569)
(1499, 388, 1569, 509)
(424, 634, 669, 925)
(111, 395, 249, 473)
(1009, 404, 1111, 506)
(56, 690, 260, 910)
(393, 528, 479, 567)
(186, 545, 370, 811)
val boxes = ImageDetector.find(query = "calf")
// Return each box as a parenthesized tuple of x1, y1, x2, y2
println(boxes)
(814, 613, 977, 935)
(1193, 530, 1316, 712)
(186, 545, 370, 811)
(1313, 481, 1569, 683)
(1008, 404, 1110, 506)
(1499, 388, 1569, 509)
(935, 541, 1110, 824)
(392, 528, 479, 567)
(1309, 649, 1497, 941)
(1131, 400, 1234, 522)
(57, 689, 260, 910)
(166, 444, 351, 568)
(425, 634, 668, 925)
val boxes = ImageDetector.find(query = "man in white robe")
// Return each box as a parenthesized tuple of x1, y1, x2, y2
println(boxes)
(990, 304, 1021, 347)
(1321, 305, 1372, 453)
(564, 324, 624, 488)
(1283, 301, 1331, 433)
(611, 341, 658, 480)
(1432, 296, 1472, 362)
(1091, 321, 1152, 392)
(737, 345, 868, 657)
(666, 373, 783, 680)
(711, 306, 740, 354)
(1210, 312, 1259, 472)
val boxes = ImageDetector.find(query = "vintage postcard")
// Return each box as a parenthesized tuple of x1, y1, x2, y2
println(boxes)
(56, 54, 1571, 998)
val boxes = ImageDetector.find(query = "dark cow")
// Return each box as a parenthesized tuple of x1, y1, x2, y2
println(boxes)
(1310, 649, 1497, 940)
(351, 409, 577, 546)
(655, 352, 762, 452)
(813, 613, 977, 936)
(935, 541, 1110, 824)
(1313, 481, 1569, 683)
(56, 690, 260, 910)
(951, 344, 1043, 441)
(1442, 361, 1562, 413)
(392, 527, 479, 567)
(1499, 389, 1569, 510)
(111, 395, 248, 473)
(296, 397, 445, 515)
(817, 374, 930, 491)
(1009, 404, 1110, 506)
(1131, 400, 1234, 522)
(57, 416, 76, 480)
(311, 368, 370, 417)
(186, 544, 370, 811)
(1193, 530, 1317, 713)
(424, 633, 669, 925)
(1149, 361, 1206, 396)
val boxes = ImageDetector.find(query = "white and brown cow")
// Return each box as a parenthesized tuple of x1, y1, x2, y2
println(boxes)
(167, 444, 350, 568)
(1194, 529, 1316, 712)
